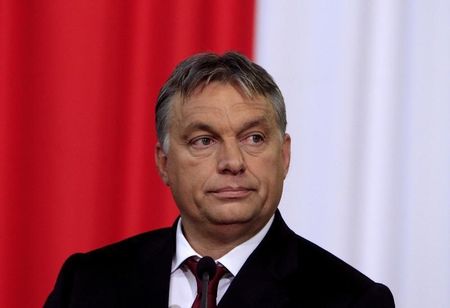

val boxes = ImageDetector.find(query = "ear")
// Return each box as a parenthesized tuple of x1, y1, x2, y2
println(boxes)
(281, 133, 291, 178)
(155, 142, 170, 186)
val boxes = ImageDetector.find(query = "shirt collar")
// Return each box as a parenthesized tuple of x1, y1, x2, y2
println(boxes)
(171, 215, 274, 277)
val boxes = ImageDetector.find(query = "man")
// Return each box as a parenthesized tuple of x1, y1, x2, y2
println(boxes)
(45, 52, 395, 307)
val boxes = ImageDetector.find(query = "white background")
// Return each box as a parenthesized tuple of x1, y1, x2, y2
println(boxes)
(255, 1, 450, 307)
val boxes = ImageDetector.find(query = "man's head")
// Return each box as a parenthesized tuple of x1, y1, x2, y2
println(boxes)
(156, 52, 287, 152)
(155, 52, 291, 248)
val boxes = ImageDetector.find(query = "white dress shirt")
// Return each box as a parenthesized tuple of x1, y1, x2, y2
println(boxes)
(168, 216, 274, 308)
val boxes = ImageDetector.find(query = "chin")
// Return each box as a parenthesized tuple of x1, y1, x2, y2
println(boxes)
(205, 203, 260, 225)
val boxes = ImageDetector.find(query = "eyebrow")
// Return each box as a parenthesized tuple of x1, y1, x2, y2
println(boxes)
(238, 116, 271, 134)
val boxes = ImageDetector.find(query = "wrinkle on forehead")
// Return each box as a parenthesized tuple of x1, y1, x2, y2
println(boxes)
(179, 81, 255, 105)
(176, 102, 273, 134)
(168, 83, 278, 141)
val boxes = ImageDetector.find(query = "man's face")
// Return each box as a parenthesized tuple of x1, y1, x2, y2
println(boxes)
(156, 82, 290, 239)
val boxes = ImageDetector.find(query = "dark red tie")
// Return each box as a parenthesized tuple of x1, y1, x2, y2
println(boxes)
(184, 257, 228, 308)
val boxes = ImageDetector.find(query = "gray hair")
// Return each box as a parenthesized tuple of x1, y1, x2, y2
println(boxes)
(155, 52, 286, 152)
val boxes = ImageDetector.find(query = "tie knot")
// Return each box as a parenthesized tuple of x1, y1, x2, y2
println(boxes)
(184, 257, 228, 308)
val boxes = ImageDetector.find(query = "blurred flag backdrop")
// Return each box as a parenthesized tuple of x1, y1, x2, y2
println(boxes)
(1, 1, 449, 307)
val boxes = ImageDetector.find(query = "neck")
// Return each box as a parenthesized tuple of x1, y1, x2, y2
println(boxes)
(181, 220, 266, 260)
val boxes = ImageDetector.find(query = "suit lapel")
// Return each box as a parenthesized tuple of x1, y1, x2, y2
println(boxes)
(118, 221, 178, 307)
(119, 213, 300, 307)
(218, 211, 299, 307)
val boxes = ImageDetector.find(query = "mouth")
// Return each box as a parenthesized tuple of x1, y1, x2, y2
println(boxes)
(208, 187, 255, 199)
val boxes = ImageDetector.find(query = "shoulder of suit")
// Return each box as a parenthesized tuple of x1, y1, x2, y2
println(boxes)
(271, 213, 380, 291)
(69, 226, 174, 267)
(283, 230, 385, 298)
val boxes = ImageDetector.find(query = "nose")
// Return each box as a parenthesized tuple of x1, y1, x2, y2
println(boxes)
(217, 140, 246, 175)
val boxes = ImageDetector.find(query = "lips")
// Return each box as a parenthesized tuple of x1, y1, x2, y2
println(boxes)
(208, 186, 255, 199)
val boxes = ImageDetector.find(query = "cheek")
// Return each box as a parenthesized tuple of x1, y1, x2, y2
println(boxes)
(247, 153, 286, 193)
(251, 150, 286, 174)
(167, 156, 213, 191)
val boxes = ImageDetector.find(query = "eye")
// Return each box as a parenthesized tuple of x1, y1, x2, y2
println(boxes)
(243, 134, 265, 145)
(190, 136, 217, 148)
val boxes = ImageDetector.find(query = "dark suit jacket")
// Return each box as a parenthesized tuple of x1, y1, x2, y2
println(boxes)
(44, 211, 395, 307)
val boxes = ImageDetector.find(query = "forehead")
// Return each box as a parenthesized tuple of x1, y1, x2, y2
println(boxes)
(172, 83, 275, 122)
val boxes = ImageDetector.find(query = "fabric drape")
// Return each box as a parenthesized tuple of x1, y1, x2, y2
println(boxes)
(0, 1, 254, 307)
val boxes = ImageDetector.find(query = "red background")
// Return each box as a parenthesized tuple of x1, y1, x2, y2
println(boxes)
(0, 1, 254, 306)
